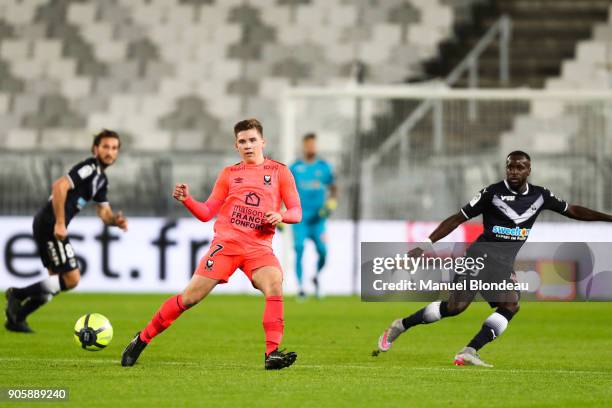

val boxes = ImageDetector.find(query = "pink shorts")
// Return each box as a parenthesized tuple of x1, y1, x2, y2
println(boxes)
(195, 242, 282, 284)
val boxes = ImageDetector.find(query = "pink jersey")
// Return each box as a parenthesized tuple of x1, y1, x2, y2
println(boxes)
(203, 158, 300, 252)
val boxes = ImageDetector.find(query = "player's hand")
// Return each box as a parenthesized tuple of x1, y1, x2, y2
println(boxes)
(408, 247, 424, 258)
(54, 223, 68, 241)
(173, 183, 189, 202)
(319, 197, 338, 218)
(408, 240, 435, 258)
(113, 211, 128, 231)
(265, 211, 283, 226)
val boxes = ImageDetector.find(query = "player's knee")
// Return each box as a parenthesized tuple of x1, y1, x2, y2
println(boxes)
(259, 276, 283, 297)
(316, 247, 327, 261)
(314, 240, 327, 255)
(61, 273, 80, 290)
(503, 302, 520, 315)
(445, 301, 469, 316)
(263, 280, 283, 297)
(181, 290, 203, 308)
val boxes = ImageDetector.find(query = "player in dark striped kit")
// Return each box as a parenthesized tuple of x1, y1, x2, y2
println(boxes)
(4, 130, 128, 333)
(376, 151, 612, 366)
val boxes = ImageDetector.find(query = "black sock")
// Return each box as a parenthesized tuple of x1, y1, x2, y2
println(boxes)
(466, 326, 495, 351)
(13, 276, 62, 300)
(401, 301, 448, 330)
(13, 282, 44, 300)
(17, 295, 52, 321)
(467, 308, 515, 351)
(401, 308, 425, 330)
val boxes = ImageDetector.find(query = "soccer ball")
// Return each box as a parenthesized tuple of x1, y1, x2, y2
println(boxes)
(73, 313, 113, 351)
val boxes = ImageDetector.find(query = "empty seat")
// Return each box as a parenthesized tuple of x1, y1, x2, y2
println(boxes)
(46, 59, 77, 79)
(40, 129, 90, 150)
(129, 131, 172, 151)
(93, 41, 127, 62)
(70, 95, 109, 116)
(5, 128, 38, 150)
(173, 131, 206, 150)
(80, 24, 113, 43)
(109, 95, 142, 115)
(576, 41, 607, 65)
(14, 22, 47, 40)
(24, 78, 61, 94)
(4, 2, 38, 24)
(1, 39, 31, 60)
(67, 3, 98, 25)
(12, 94, 39, 115)
(0, 93, 9, 114)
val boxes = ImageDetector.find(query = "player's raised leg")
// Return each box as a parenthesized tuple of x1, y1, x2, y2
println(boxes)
(251, 265, 297, 370)
(121, 274, 218, 367)
(454, 296, 519, 367)
(376, 290, 475, 354)
(5, 267, 79, 333)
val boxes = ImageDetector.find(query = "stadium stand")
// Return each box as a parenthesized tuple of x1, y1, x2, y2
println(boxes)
(2, 0, 610, 217)
(0, 0, 454, 153)
(0, 0, 460, 215)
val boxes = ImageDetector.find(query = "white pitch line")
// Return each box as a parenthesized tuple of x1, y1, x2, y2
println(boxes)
(1, 358, 611, 376)
(0, 357, 199, 366)
(297, 365, 612, 376)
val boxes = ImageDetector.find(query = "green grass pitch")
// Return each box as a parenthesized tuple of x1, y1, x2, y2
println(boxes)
(1, 294, 612, 407)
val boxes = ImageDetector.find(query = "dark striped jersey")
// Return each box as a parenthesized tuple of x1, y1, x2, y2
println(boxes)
(461, 179, 567, 247)
(36, 157, 109, 226)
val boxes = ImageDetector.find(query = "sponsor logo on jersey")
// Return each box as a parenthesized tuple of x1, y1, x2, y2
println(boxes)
(245, 192, 260, 207)
(500, 195, 515, 201)
(231, 205, 266, 230)
(263, 175, 271, 185)
(492, 225, 530, 238)
(234, 177, 243, 184)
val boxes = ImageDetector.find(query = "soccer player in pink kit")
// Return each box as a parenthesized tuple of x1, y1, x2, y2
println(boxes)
(121, 119, 302, 370)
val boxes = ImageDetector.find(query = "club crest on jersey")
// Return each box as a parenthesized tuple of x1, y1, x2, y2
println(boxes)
(206, 259, 214, 270)
(500, 195, 515, 201)
(245, 192, 260, 206)
(469, 192, 482, 207)
(263, 175, 271, 185)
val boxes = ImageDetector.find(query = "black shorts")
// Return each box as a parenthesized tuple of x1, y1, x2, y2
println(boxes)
(451, 246, 520, 307)
(33, 217, 78, 274)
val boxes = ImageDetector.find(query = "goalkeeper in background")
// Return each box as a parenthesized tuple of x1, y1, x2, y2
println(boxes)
(290, 133, 337, 298)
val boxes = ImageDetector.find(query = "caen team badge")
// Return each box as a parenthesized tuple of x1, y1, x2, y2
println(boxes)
(263, 175, 271, 185)
(206, 259, 214, 270)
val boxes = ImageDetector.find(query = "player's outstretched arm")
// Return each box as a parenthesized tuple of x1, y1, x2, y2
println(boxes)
(51, 175, 72, 240)
(564, 205, 612, 222)
(429, 212, 468, 242)
(408, 212, 466, 257)
(175, 182, 223, 222)
(96, 204, 128, 231)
